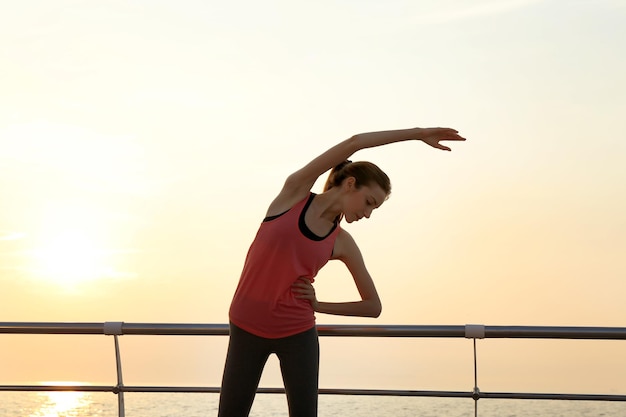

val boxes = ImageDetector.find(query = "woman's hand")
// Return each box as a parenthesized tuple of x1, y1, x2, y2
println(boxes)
(415, 127, 466, 151)
(292, 277, 319, 311)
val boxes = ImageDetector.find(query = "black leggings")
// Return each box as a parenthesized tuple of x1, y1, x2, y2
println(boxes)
(218, 323, 319, 417)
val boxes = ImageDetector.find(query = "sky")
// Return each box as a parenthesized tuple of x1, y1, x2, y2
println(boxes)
(1, 0, 625, 398)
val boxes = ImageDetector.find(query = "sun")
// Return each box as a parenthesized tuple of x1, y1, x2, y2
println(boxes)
(32, 230, 111, 288)
(29, 201, 124, 289)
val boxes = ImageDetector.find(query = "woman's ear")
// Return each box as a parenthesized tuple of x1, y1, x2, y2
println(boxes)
(343, 176, 356, 191)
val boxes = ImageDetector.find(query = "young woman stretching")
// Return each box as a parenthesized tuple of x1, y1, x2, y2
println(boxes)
(218, 126, 465, 417)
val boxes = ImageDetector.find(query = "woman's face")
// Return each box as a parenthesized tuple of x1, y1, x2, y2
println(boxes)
(343, 180, 387, 223)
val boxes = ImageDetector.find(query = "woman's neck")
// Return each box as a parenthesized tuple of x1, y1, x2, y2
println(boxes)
(310, 189, 343, 224)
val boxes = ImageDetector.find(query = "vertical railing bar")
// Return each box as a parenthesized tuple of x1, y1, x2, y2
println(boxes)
(104, 322, 125, 417)
(114, 335, 125, 417)
(465, 325, 485, 417)
(473, 338, 478, 417)
(473, 339, 477, 389)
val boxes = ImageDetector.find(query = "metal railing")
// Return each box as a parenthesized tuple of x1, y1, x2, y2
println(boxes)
(1, 322, 625, 416)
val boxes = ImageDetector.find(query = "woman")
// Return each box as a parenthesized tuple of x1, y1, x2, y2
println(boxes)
(218, 127, 465, 417)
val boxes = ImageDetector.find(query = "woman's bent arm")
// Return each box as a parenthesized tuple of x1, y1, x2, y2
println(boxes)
(292, 229, 382, 318)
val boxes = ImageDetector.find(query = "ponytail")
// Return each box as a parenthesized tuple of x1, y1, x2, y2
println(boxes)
(323, 160, 352, 192)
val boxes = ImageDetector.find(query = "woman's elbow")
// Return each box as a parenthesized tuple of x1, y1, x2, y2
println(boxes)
(369, 300, 382, 318)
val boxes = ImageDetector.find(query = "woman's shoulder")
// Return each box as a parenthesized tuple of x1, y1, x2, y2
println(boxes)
(265, 167, 322, 214)
(331, 228, 363, 261)
(265, 186, 311, 218)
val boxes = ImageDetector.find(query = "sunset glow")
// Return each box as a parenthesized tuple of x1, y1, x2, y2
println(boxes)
(1, 0, 624, 397)
(32, 382, 92, 417)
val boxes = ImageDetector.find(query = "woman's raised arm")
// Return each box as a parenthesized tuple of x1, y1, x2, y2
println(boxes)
(269, 127, 465, 214)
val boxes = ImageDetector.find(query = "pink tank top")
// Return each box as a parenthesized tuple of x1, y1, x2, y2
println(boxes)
(229, 193, 340, 338)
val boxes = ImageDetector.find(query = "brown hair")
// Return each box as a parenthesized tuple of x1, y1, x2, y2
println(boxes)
(323, 160, 391, 196)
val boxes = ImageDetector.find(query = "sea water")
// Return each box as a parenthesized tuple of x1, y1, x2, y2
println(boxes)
(1, 392, 625, 417)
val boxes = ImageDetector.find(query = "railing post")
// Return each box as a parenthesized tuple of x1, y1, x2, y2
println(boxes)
(104, 322, 125, 417)
(465, 325, 485, 417)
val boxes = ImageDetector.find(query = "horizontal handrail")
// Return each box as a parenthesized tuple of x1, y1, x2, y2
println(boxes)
(2, 322, 626, 339)
(2, 321, 626, 415)
(2, 384, 626, 402)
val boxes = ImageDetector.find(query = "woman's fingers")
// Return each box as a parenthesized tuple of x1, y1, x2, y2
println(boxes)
(292, 279, 315, 299)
